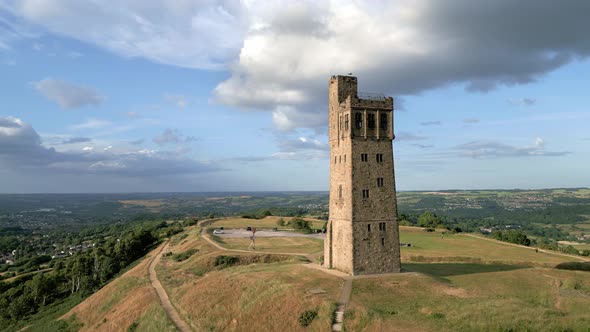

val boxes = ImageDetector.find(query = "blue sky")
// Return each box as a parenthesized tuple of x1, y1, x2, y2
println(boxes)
(0, 1, 589, 193)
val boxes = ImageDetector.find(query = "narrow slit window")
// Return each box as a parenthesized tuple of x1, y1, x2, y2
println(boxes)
(344, 155, 346, 162)
(339, 155, 341, 163)
(381, 238, 385, 246)
(338, 185, 342, 199)
(367, 224, 371, 232)
(368, 113, 375, 129)
(380, 113, 388, 130)
(355, 112, 363, 129)
(362, 189, 369, 199)
(344, 114, 349, 130)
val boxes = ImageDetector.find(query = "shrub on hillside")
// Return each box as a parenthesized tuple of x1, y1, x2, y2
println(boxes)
(418, 211, 445, 228)
(172, 248, 199, 262)
(298, 309, 318, 327)
(555, 262, 590, 272)
(562, 245, 579, 255)
(492, 230, 531, 246)
(214, 255, 239, 268)
(289, 217, 312, 233)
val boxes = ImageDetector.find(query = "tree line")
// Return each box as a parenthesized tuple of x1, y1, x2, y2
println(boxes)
(0, 219, 178, 327)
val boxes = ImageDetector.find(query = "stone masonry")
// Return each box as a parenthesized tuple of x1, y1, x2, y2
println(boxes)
(324, 75, 401, 275)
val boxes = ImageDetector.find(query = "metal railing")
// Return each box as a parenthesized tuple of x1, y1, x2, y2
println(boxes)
(357, 92, 386, 101)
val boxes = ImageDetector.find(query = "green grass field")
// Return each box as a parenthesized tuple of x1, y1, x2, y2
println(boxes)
(219, 237, 324, 254)
(399, 227, 574, 265)
(211, 216, 326, 230)
(340, 226, 590, 331)
(346, 267, 590, 331)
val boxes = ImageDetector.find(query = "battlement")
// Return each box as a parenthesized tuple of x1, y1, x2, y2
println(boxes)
(330, 75, 394, 110)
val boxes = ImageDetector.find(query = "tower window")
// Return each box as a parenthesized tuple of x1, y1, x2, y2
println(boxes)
(380, 113, 388, 130)
(344, 155, 346, 162)
(339, 155, 341, 163)
(344, 114, 349, 130)
(368, 224, 371, 232)
(334, 156, 337, 164)
(379, 222, 387, 232)
(355, 113, 363, 129)
(368, 113, 375, 129)
(377, 178, 384, 187)
(338, 185, 343, 199)
(362, 189, 369, 199)
(361, 154, 368, 162)
(376, 154, 383, 163)
(382, 238, 385, 246)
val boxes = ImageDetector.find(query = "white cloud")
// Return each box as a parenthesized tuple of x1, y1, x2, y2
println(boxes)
(508, 98, 536, 106)
(420, 121, 441, 126)
(153, 128, 198, 146)
(456, 137, 568, 158)
(6, 1, 590, 131)
(34, 78, 103, 109)
(165, 94, 188, 108)
(4, 0, 248, 69)
(71, 119, 111, 130)
(463, 118, 480, 124)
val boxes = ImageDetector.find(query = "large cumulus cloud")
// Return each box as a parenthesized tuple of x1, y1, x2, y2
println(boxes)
(4, 0, 590, 131)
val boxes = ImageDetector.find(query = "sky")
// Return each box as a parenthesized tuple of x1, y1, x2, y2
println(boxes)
(0, 0, 589, 193)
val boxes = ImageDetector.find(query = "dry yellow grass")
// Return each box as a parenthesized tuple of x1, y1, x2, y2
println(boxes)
(173, 264, 340, 332)
(155, 226, 341, 331)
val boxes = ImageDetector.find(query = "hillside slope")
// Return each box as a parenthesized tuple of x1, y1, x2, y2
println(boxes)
(61, 243, 176, 332)
(60, 224, 590, 332)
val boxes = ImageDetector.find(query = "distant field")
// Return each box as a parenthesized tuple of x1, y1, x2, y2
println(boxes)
(211, 216, 326, 230)
(119, 199, 164, 210)
(219, 237, 324, 254)
(537, 221, 590, 236)
(399, 226, 574, 265)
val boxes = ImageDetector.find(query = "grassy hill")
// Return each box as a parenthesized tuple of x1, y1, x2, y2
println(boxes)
(60, 244, 176, 332)
(56, 223, 589, 331)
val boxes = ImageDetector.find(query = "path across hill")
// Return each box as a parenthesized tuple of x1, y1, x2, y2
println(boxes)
(148, 242, 192, 332)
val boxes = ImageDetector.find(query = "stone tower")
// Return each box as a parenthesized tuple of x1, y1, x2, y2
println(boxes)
(324, 75, 401, 275)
